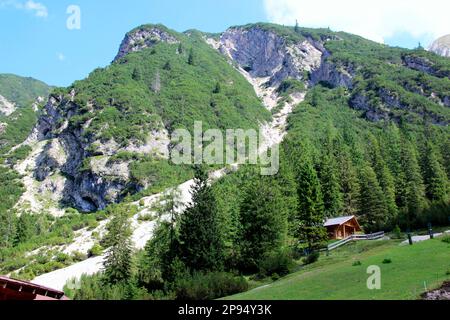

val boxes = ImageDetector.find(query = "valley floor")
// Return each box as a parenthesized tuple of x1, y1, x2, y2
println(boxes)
(225, 235, 450, 300)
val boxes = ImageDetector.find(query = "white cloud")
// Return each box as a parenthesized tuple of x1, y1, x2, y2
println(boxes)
(0, 0, 48, 18)
(57, 52, 65, 61)
(24, 0, 47, 18)
(263, 0, 450, 44)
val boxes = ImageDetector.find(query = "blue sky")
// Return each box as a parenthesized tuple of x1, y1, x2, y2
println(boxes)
(0, 0, 447, 87)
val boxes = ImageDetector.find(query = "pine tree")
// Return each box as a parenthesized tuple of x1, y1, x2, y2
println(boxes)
(294, 20, 300, 33)
(294, 149, 327, 251)
(0, 210, 16, 248)
(338, 148, 360, 216)
(178, 166, 224, 272)
(131, 67, 142, 81)
(399, 139, 427, 226)
(103, 206, 133, 285)
(367, 134, 398, 224)
(163, 61, 172, 71)
(188, 48, 195, 65)
(358, 165, 388, 233)
(320, 152, 343, 217)
(213, 81, 221, 94)
(177, 43, 183, 55)
(14, 213, 36, 245)
(318, 124, 343, 217)
(277, 149, 299, 230)
(239, 176, 289, 271)
(422, 142, 448, 202)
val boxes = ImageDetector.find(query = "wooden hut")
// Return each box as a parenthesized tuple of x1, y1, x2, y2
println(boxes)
(324, 216, 362, 240)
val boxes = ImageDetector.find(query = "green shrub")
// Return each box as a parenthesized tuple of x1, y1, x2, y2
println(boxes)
(382, 258, 392, 264)
(259, 249, 294, 277)
(87, 219, 99, 230)
(441, 235, 450, 244)
(175, 272, 248, 300)
(71, 251, 87, 262)
(303, 251, 320, 265)
(137, 214, 155, 222)
(55, 252, 71, 264)
(352, 261, 362, 266)
(88, 244, 104, 258)
(392, 225, 402, 239)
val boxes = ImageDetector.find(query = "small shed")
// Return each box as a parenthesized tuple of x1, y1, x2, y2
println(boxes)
(0, 276, 68, 300)
(324, 216, 362, 240)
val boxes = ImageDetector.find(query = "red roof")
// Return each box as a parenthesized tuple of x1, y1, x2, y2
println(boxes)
(0, 276, 68, 300)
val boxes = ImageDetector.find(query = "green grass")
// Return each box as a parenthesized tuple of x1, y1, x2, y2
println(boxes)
(225, 238, 450, 300)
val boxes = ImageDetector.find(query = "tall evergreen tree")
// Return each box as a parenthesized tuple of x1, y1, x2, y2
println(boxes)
(320, 152, 343, 217)
(178, 166, 224, 272)
(188, 48, 195, 65)
(422, 142, 448, 202)
(367, 134, 398, 223)
(294, 148, 327, 251)
(103, 206, 133, 285)
(239, 176, 289, 271)
(399, 138, 427, 226)
(358, 165, 388, 233)
(0, 210, 16, 248)
(14, 213, 36, 245)
(337, 148, 360, 216)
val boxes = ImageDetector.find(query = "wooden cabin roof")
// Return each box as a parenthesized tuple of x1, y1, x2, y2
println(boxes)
(0, 276, 67, 300)
(324, 216, 361, 229)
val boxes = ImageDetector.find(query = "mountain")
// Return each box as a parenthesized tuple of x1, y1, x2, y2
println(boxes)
(7, 23, 450, 215)
(0, 74, 51, 114)
(0, 74, 51, 152)
(1, 23, 449, 293)
(429, 34, 450, 58)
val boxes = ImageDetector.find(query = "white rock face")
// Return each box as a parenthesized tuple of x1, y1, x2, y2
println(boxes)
(429, 34, 450, 58)
(0, 94, 16, 116)
(115, 26, 179, 61)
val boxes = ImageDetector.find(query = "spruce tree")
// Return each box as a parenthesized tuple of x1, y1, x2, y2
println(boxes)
(367, 134, 398, 224)
(0, 210, 16, 248)
(422, 142, 448, 202)
(103, 206, 133, 285)
(14, 213, 36, 245)
(338, 148, 360, 216)
(188, 48, 195, 65)
(358, 165, 388, 233)
(131, 67, 142, 81)
(178, 166, 224, 272)
(320, 152, 343, 217)
(399, 139, 427, 226)
(294, 149, 327, 251)
(239, 176, 289, 271)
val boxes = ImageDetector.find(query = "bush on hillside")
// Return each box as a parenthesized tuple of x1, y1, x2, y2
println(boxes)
(302, 251, 320, 265)
(259, 249, 294, 278)
(175, 272, 248, 300)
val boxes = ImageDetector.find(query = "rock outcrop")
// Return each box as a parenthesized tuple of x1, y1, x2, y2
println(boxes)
(28, 90, 170, 212)
(216, 26, 323, 86)
(114, 25, 179, 62)
(429, 34, 450, 58)
(0, 94, 16, 116)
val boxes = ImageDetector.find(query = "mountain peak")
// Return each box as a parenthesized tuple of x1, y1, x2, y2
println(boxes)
(114, 24, 180, 62)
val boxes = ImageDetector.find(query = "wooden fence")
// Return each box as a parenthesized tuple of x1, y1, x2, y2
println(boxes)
(326, 231, 385, 251)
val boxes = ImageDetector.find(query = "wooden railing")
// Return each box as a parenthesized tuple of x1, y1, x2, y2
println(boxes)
(326, 231, 385, 251)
